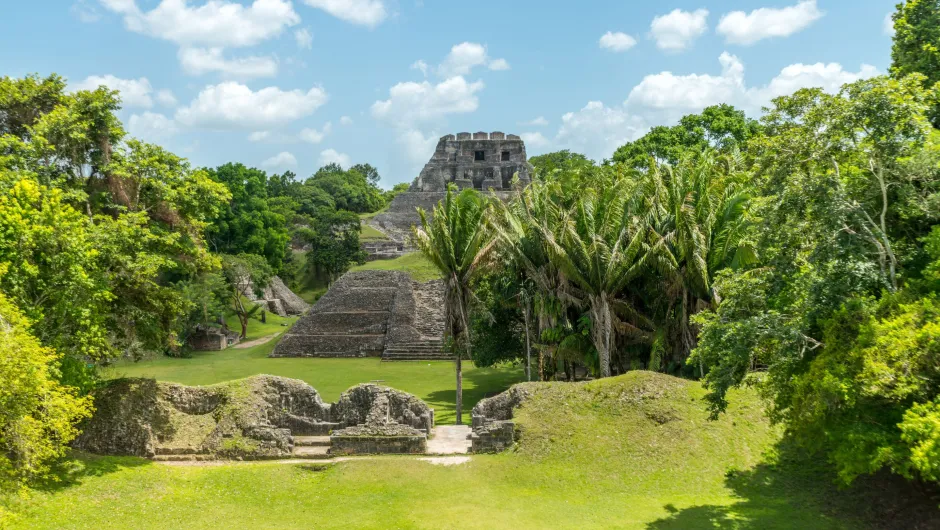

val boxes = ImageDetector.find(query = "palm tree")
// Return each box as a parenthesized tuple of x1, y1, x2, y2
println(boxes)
(538, 173, 659, 377)
(412, 186, 494, 424)
(644, 151, 755, 374)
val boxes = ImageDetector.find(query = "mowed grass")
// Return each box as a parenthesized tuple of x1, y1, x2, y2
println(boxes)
(348, 252, 441, 282)
(107, 312, 521, 425)
(3, 372, 890, 529)
(359, 222, 390, 242)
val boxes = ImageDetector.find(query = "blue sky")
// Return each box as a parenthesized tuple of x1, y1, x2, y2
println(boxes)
(1, 0, 897, 187)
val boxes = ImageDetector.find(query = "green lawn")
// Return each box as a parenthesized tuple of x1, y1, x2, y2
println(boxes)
(348, 252, 441, 282)
(3, 372, 904, 529)
(106, 313, 521, 425)
(359, 222, 390, 242)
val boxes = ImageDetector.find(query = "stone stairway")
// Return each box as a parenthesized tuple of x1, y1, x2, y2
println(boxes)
(383, 340, 455, 361)
(291, 435, 332, 459)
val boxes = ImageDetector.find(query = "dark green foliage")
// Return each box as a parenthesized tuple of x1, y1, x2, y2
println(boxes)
(612, 104, 760, 169)
(469, 274, 525, 368)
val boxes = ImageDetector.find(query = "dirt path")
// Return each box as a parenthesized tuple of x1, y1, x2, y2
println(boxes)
(233, 333, 280, 349)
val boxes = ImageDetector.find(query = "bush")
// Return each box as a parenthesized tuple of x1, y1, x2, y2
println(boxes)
(0, 293, 92, 490)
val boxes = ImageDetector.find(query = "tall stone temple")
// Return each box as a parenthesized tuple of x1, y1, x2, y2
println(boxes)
(372, 131, 534, 240)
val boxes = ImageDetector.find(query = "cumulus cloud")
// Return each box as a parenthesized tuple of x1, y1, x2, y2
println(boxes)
(397, 129, 439, 166)
(371, 76, 484, 126)
(884, 13, 896, 37)
(520, 132, 550, 150)
(650, 8, 709, 51)
(72, 0, 100, 22)
(599, 31, 637, 52)
(262, 151, 298, 169)
(72, 74, 154, 107)
(340, 115, 354, 125)
(551, 54, 880, 162)
(302, 0, 387, 28)
(175, 82, 328, 129)
(178, 47, 279, 78)
(299, 122, 332, 143)
(438, 42, 509, 77)
(248, 131, 271, 142)
(717, 1, 824, 45)
(128, 111, 178, 142)
(411, 60, 429, 77)
(295, 28, 313, 49)
(100, 0, 300, 48)
(156, 88, 178, 107)
(318, 148, 351, 168)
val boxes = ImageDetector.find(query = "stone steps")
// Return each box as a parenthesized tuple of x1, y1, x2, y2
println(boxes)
(290, 421, 340, 436)
(383, 354, 456, 361)
(291, 445, 332, 459)
(293, 436, 331, 447)
(153, 454, 215, 462)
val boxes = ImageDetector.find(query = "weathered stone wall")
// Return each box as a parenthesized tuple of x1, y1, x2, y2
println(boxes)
(412, 132, 532, 192)
(73, 376, 336, 458)
(469, 384, 535, 453)
(329, 384, 433, 454)
(331, 434, 426, 455)
(240, 275, 310, 317)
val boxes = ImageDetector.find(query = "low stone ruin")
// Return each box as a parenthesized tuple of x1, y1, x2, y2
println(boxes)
(330, 384, 433, 455)
(187, 325, 241, 351)
(241, 275, 311, 317)
(470, 384, 535, 453)
(73, 376, 435, 459)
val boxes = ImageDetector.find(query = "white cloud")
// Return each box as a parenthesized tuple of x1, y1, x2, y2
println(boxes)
(100, 0, 299, 48)
(302, 0, 387, 28)
(175, 82, 328, 130)
(72, 74, 154, 107)
(884, 13, 896, 37)
(520, 116, 548, 127)
(72, 0, 100, 22)
(556, 101, 647, 162)
(318, 148, 351, 168)
(438, 42, 509, 77)
(248, 131, 271, 142)
(262, 151, 298, 169)
(156, 88, 178, 107)
(371, 76, 484, 126)
(128, 111, 178, 142)
(717, 1, 823, 45)
(299, 122, 332, 143)
(520, 132, 550, 150)
(599, 31, 637, 52)
(488, 58, 511, 71)
(650, 8, 709, 51)
(552, 54, 880, 162)
(295, 28, 313, 49)
(178, 47, 279, 78)
(398, 129, 439, 166)
(340, 115, 354, 125)
(411, 60, 429, 77)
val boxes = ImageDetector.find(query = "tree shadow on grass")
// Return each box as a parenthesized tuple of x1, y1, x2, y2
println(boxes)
(31, 450, 153, 494)
(646, 439, 940, 530)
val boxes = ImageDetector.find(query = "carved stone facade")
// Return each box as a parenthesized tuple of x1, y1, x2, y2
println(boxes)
(371, 132, 533, 241)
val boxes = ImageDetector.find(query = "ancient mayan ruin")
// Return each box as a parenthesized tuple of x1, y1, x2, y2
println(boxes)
(372, 131, 534, 240)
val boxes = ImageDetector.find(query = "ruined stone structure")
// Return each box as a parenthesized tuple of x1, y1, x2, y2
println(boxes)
(187, 325, 240, 351)
(372, 132, 533, 241)
(74, 376, 436, 460)
(470, 384, 534, 453)
(270, 270, 450, 361)
(241, 275, 310, 317)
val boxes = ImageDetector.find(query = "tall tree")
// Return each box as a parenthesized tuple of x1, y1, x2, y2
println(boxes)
(413, 187, 494, 424)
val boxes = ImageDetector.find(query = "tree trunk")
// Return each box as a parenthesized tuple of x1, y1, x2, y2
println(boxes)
(455, 355, 463, 425)
(591, 294, 612, 378)
(523, 299, 532, 382)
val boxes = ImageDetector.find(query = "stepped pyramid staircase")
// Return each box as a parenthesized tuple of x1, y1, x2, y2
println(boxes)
(382, 280, 454, 361)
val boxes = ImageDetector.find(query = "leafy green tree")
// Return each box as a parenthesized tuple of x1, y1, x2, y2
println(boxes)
(206, 163, 289, 272)
(221, 254, 273, 339)
(413, 187, 494, 424)
(612, 104, 760, 169)
(528, 150, 595, 177)
(891, 1, 940, 92)
(0, 291, 92, 490)
(0, 73, 66, 139)
(299, 209, 367, 285)
(306, 163, 383, 214)
(383, 182, 410, 205)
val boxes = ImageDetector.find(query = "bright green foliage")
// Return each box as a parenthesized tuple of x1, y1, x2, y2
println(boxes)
(298, 209, 366, 283)
(612, 104, 760, 168)
(413, 187, 494, 424)
(206, 163, 289, 272)
(528, 150, 595, 177)
(0, 179, 113, 368)
(220, 254, 273, 339)
(306, 163, 383, 214)
(0, 74, 66, 139)
(0, 292, 92, 490)
(890, 0, 940, 123)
